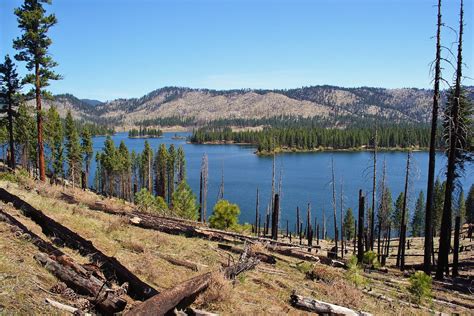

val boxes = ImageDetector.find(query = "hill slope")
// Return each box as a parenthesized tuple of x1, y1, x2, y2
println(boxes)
(32, 86, 474, 128)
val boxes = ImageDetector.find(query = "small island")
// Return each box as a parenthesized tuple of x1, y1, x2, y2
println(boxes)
(128, 127, 163, 138)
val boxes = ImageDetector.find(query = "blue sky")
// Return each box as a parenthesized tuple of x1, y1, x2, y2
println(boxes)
(1, 0, 472, 101)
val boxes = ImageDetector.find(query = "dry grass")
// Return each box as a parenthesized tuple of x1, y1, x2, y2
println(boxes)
(0, 178, 472, 315)
(194, 273, 233, 310)
(0, 222, 64, 315)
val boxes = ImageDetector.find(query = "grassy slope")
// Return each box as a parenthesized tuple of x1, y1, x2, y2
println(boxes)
(0, 177, 470, 315)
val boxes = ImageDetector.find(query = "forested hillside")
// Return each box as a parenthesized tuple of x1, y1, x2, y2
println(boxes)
(32, 86, 474, 129)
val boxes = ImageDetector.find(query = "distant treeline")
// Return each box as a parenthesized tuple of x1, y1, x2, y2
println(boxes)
(138, 115, 425, 129)
(76, 121, 114, 137)
(128, 127, 163, 138)
(190, 125, 443, 153)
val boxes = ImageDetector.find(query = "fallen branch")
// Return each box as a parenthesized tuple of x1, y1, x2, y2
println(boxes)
(217, 243, 276, 264)
(35, 253, 127, 314)
(290, 292, 372, 316)
(155, 252, 199, 271)
(45, 298, 91, 316)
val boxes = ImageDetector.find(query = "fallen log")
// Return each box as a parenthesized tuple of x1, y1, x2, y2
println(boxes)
(45, 298, 91, 316)
(155, 252, 199, 271)
(125, 272, 213, 316)
(0, 209, 63, 256)
(290, 292, 372, 316)
(35, 253, 127, 314)
(0, 188, 158, 301)
(217, 243, 277, 264)
(126, 244, 259, 316)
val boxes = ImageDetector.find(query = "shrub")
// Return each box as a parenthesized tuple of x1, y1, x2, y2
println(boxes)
(362, 250, 379, 268)
(408, 271, 432, 304)
(134, 188, 168, 215)
(295, 261, 313, 274)
(135, 188, 156, 212)
(345, 255, 366, 287)
(306, 265, 339, 283)
(209, 200, 240, 230)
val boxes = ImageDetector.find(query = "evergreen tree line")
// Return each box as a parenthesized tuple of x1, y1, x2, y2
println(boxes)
(128, 127, 163, 138)
(93, 139, 195, 217)
(190, 125, 443, 153)
(341, 181, 472, 242)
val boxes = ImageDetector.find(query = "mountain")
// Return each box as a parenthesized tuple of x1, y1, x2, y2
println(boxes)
(80, 98, 103, 107)
(32, 85, 474, 129)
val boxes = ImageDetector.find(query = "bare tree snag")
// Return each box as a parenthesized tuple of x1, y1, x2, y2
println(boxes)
(358, 190, 365, 263)
(424, 0, 442, 274)
(290, 292, 372, 316)
(271, 194, 280, 240)
(331, 157, 338, 257)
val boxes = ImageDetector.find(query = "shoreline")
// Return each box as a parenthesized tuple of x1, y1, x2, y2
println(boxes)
(190, 141, 431, 155)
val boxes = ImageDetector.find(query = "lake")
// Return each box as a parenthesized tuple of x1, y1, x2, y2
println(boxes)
(89, 132, 473, 237)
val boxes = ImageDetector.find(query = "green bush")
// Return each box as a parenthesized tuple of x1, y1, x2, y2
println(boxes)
(363, 250, 379, 268)
(134, 188, 168, 214)
(209, 200, 240, 230)
(408, 271, 432, 304)
(345, 255, 366, 287)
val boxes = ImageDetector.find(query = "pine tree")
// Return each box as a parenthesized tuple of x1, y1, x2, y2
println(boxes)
(13, 0, 61, 181)
(81, 126, 93, 188)
(176, 145, 186, 183)
(155, 144, 168, 199)
(393, 192, 404, 234)
(101, 137, 117, 195)
(64, 111, 82, 187)
(44, 106, 63, 181)
(456, 190, 466, 225)
(172, 181, 198, 220)
(343, 208, 355, 241)
(0, 55, 22, 169)
(167, 144, 176, 205)
(118, 141, 131, 200)
(141, 141, 153, 191)
(14, 103, 36, 170)
(466, 185, 474, 224)
(411, 191, 425, 237)
(433, 179, 445, 235)
(378, 186, 393, 234)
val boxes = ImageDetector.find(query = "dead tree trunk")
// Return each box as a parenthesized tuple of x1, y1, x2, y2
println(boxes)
(296, 206, 300, 237)
(370, 126, 377, 250)
(306, 203, 313, 250)
(340, 181, 344, 258)
(358, 190, 365, 263)
(254, 187, 259, 234)
(126, 245, 259, 315)
(271, 194, 280, 240)
(331, 157, 338, 257)
(436, 0, 464, 280)
(424, 0, 442, 275)
(290, 292, 372, 316)
(397, 151, 411, 270)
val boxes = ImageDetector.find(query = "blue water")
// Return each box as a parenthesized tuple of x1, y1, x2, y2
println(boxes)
(88, 132, 473, 236)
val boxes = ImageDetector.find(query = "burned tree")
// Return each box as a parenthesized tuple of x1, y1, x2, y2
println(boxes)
(437, 0, 471, 279)
(424, 0, 443, 274)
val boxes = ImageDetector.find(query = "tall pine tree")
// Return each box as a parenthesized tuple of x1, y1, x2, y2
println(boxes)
(13, 0, 61, 181)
